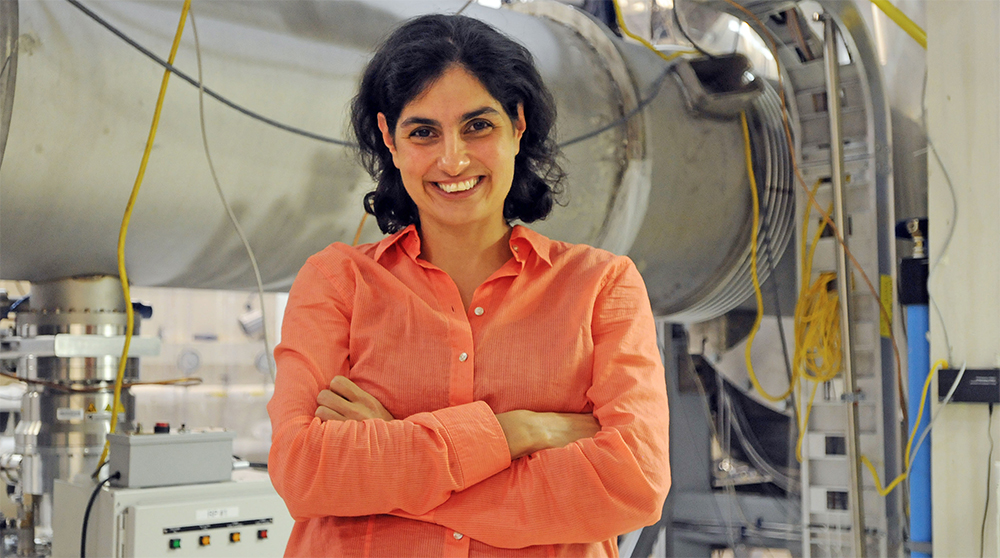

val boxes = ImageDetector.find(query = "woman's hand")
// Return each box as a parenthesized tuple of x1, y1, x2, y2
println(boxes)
(314, 377, 597, 458)
(316, 376, 394, 422)
(495, 410, 600, 460)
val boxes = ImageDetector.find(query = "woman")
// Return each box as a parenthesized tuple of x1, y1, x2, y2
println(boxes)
(268, 13, 670, 557)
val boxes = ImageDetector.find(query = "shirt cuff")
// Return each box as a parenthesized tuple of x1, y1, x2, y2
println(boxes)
(432, 401, 511, 489)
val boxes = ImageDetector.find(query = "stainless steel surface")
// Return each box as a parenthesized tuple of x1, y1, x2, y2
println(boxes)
(667, 76, 795, 321)
(4, 276, 141, 547)
(0, 0, 16, 173)
(822, 12, 865, 557)
(0, 334, 161, 360)
(510, 0, 649, 258)
(0, 0, 795, 321)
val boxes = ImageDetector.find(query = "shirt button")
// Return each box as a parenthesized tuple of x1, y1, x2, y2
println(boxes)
(474, 307, 484, 316)
(453, 532, 464, 540)
(459, 352, 468, 362)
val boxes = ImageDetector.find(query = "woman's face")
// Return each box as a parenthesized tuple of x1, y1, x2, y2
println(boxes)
(377, 65, 526, 235)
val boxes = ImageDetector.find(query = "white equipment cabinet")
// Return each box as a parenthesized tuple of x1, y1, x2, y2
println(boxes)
(51, 469, 292, 557)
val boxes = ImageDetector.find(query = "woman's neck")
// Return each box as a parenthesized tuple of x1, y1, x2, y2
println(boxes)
(419, 220, 513, 309)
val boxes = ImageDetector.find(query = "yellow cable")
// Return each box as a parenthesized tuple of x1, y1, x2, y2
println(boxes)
(860, 359, 948, 496)
(715, 0, 910, 475)
(869, 0, 927, 50)
(352, 213, 369, 247)
(795, 381, 820, 462)
(740, 111, 794, 403)
(718, 0, 907, 425)
(95, 0, 192, 476)
(612, 0, 693, 63)
(792, 180, 842, 463)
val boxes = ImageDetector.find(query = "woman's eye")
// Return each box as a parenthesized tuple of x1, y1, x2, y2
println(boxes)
(409, 128, 433, 139)
(467, 120, 494, 133)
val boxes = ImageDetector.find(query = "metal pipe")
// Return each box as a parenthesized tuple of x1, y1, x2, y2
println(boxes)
(906, 303, 931, 557)
(902, 218, 931, 557)
(821, 12, 866, 556)
(0, 0, 793, 321)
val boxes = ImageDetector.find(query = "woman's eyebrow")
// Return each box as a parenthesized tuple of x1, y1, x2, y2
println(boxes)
(398, 107, 500, 129)
(461, 107, 501, 121)
(398, 116, 438, 128)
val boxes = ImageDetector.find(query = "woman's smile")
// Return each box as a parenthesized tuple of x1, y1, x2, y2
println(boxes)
(433, 176, 482, 194)
(377, 65, 525, 235)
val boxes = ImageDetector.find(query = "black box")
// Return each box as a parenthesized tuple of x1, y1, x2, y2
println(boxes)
(938, 368, 1000, 403)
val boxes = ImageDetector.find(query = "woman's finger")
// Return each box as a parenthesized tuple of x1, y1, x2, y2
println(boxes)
(317, 389, 365, 419)
(328, 377, 394, 421)
(317, 388, 348, 410)
(317, 387, 392, 421)
(329, 375, 368, 402)
(315, 405, 347, 422)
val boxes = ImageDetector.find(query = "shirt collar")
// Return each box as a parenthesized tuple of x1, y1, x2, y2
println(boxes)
(372, 224, 552, 268)
(509, 225, 553, 268)
(373, 224, 421, 263)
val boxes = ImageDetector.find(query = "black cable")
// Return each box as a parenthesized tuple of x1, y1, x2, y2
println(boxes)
(7, 296, 28, 314)
(981, 404, 994, 558)
(743, 106, 796, 429)
(755, 167, 794, 383)
(65, 0, 668, 153)
(63, 0, 355, 147)
(81, 471, 121, 558)
(558, 64, 672, 148)
(744, 107, 803, 531)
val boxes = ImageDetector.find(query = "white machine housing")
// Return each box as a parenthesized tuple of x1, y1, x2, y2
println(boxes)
(51, 469, 292, 558)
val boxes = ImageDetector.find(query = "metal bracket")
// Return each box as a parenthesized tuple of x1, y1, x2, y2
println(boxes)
(0, 335, 161, 359)
(840, 391, 867, 403)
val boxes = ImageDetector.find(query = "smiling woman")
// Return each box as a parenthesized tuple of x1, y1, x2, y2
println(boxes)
(267, 13, 671, 558)
(375, 67, 525, 260)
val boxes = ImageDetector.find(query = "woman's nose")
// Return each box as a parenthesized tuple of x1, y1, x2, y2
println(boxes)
(437, 135, 470, 176)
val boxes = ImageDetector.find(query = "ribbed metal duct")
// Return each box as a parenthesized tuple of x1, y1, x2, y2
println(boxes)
(0, 0, 793, 321)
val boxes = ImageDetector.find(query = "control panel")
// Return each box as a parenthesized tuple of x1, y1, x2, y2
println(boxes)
(52, 469, 292, 557)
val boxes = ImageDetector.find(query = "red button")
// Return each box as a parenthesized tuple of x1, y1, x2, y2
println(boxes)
(257, 529, 268, 539)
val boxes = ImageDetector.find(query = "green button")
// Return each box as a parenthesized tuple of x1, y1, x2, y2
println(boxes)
(169, 539, 181, 549)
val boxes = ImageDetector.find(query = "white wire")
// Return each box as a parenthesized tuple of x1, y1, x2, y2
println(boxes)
(906, 361, 967, 475)
(921, 68, 957, 364)
(190, 8, 276, 382)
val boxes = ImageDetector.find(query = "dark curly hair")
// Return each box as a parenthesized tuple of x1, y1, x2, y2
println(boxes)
(350, 14, 565, 234)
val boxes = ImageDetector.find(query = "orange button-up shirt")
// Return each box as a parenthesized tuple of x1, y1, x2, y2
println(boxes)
(268, 225, 670, 557)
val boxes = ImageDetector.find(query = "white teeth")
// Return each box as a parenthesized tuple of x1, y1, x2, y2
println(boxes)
(436, 177, 478, 193)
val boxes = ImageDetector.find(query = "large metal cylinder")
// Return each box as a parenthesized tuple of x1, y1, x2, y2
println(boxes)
(0, 0, 793, 320)
(10, 276, 138, 542)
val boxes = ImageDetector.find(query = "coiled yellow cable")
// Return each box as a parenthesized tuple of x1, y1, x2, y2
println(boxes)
(94, 0, 192, 476)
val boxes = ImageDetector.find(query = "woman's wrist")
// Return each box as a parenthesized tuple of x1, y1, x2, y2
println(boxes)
(495, 410, 539, 459)
(496, 410, 601, 460)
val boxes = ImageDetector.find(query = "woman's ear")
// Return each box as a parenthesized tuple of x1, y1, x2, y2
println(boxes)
(377, 113, 398, 161)
(513, 104, 526, 155)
